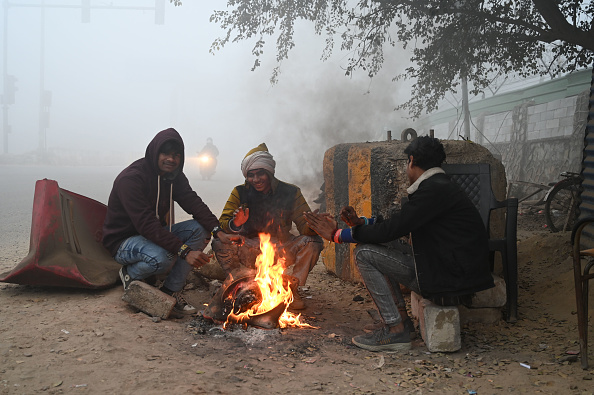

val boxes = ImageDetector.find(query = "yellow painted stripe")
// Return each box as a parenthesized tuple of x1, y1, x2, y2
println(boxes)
(321, 146, 337, 274)
(347, 146, 372, 282)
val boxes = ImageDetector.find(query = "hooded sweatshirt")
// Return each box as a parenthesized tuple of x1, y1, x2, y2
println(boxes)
(102, 128, 219, 256)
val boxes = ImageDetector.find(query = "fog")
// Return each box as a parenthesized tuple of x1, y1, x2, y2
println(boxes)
(1, 0, 412, 201)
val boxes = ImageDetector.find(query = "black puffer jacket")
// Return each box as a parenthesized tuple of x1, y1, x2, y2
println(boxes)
(352, 172, 494, 298)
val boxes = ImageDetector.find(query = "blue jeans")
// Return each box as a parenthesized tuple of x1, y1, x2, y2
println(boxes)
(114, 220, 209, 292)
(354, 242, 420, 326)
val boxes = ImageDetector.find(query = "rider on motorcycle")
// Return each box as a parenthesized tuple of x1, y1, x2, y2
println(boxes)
(198, 138, 219, 180)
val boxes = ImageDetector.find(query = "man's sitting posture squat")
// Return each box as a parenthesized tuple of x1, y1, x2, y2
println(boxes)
(212, 143, 323, 310)
(102, 128, 240, 317)
(305, 136, 493, 351)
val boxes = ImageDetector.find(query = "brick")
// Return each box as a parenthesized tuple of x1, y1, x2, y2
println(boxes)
(410, 290, 422, 318)
(559, 116, 573, 127)
(470, 275, 506, 308)
(121, 281, 175, 319)
(553, 107, 567, 118)
(560, 96, 576, 108)
(545, 118, 560, 129)
(533, 103, 547, 114)
(410, 292, 461, 353)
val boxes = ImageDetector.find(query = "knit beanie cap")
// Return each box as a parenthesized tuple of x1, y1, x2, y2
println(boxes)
(241, 143, 276, 178)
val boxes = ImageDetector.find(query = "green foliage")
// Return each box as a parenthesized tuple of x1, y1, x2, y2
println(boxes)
(209, 0, 594, 118)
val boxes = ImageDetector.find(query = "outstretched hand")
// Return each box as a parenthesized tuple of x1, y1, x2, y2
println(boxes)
(340, 206, 364, 227)
(303, 210, 338, 241)
(232, 206, 249, 228)
(185, 250, 212, 268)
(217, 232, 244, 246)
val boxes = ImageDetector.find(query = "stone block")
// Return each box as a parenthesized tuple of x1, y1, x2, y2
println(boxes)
(459, 305, 502, 325)
(470, 275, 506, 308)
(121, 281, 175, 319)
(410, 292, 461, 353)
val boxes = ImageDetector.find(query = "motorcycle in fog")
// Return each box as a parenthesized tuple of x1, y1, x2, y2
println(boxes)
(198, 153, 217, 180)
(198, 137, 219, 180)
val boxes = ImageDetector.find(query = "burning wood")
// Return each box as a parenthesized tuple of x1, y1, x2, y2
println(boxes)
(213, 233, 315, 329)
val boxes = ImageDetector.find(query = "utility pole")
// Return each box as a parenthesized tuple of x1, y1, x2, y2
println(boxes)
(461, 73, 471, 140)
(2, 0, 10, 154)
(39, 0, 47, 160)
(1, 0, 166, 158)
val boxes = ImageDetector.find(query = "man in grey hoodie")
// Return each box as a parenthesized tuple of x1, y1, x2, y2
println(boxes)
(102, 128, 240, 316)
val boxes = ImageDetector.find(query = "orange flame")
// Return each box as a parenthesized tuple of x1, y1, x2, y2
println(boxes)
(225, 233, 313, 329)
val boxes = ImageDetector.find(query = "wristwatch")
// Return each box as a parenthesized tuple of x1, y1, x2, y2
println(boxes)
(211, 226, 222, 238)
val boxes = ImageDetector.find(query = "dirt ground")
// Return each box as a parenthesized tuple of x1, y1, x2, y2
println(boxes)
(1, 209, 594, 394)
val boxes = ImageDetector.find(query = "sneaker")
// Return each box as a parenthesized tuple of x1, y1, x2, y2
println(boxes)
(363, 321, 384, 333)
(144, 275, 159, 287)
(352, 326, 411, 352)
(364, 318, 417, 340)
(119, 266, 132, 290)
(164, 289, 197, 316)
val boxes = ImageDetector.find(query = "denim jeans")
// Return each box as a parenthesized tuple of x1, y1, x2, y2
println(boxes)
(212, 234, 323, 286)
(354, 242, 420, 326)
(114, 220, 209, 292)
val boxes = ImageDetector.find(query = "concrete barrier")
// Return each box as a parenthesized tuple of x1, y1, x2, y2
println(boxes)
(321, 140, 506, 282)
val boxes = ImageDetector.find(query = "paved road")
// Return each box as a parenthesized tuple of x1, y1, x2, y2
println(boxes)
(0, 163, 241, 273)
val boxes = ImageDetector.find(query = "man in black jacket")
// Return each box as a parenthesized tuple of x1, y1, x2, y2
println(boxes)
(305, 136, 493, 351)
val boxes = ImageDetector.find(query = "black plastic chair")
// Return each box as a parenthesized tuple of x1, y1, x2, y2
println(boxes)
(442, 163, 519, 323)
(571, 217, 594, 369)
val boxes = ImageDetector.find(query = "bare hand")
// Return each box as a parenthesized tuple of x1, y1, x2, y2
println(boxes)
(185, 250, 212, 268)
(218, 232, 244, 246)
(303, 210, 338, 241)
(232, 206, 249, 227)
(340, 206, 364, 227)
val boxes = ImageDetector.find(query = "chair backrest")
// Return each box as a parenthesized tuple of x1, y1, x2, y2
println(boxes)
(442, 163, 493, 230)
(443, 162, 519, 323)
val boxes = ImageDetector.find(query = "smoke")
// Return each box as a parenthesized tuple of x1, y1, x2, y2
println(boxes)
(230, 25, 414, 202)
(1, 1, 413, 204)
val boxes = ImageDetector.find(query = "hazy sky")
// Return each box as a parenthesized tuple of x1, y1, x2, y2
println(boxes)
(1, 0, 412, 189)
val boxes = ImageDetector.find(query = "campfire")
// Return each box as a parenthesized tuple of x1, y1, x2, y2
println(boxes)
(217, 233, 314, 330)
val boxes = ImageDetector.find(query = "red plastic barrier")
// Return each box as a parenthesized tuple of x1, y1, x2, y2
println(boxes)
(0, 179, 120, 289)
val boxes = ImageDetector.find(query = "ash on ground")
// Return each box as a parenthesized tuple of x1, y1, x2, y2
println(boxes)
(188, 314, 282, 346)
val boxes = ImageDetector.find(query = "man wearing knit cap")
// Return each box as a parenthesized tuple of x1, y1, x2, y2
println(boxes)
(212, 143, 323, 310)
